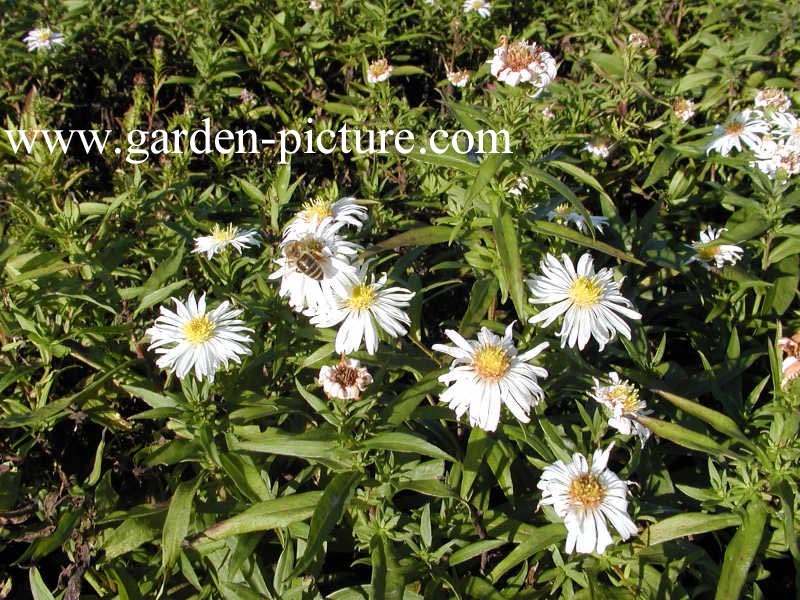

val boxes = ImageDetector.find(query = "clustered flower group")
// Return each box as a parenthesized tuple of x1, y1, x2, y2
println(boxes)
(707, 88, 800, 180)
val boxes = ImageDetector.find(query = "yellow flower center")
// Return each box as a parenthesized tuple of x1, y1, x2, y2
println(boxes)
(368, 59, 392, 80)
(469, 0, 484, 8)
(211, 224, 237, 243)
(696, 244, 720, 261)
(554, 203, 571, 216)
(37, 30, 52, 42)
(301, 199, 333, 223)
(725, 122, 745, 136)
(183, 316, 215, 344)
(347, 284, 376, 311)
(568, 473, 606, 509)
(608, 384, 640, 413)
(472, 345, 511, 381)
(568, 276, 603, 308)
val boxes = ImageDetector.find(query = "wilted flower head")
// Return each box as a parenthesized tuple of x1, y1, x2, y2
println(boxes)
(627, 32, 649, 48)
(367, 59, 393, 84)
(318, 356, 373, 400)
(778, 331, 800, 390)
(686, 226, 743, 270)
(23, 27, 65, 52)
(672, 97, 696, 123)
(754, 88, 791, 112)
(462, 0, 491, 17)
(447, 69, 470, 88)
(590, 372, 651, 447)
(488, 36, 557, 92)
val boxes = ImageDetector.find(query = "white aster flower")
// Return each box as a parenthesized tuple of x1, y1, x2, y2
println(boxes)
(686, 226, 743, 270)
(541, 106, 556, 119)
(754, 88, 791, 112)
(309, 265, 414, 355)
(23, 27, 65, 52)
(584, 140, 611, 159)
(284, 196, 368, 238)
(433, 324, 548, 432)
(527, 253, 642, 351)
(751, 137, 800, 180)
(462, 0, 491, 17)
(538, 444, 637, 554)
(366, 59, 393, 84)
(590, 372, 651, 447)
(508, 175, 530, 197)
(488, 36, 557, 92)
(769, 110, 800, 146)
(547, 203, 609, 233)
(706, 109, 769, 156)
(779, 332, 800, 389)
(146, 292, 253, 382)
(447, 69, 471, 88)
(318, 356, 373, 400)
(309, 0, 322, 9)
(269, 219, 360, 314)
(672, 98, 695, 123)
(192, 224, 260, 259)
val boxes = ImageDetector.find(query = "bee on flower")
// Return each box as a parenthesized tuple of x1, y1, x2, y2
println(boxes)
(23, 27, 65, 52)
(192, 224, 260, 259)
(433, 323, 548, 432)
(366, 59, 393, 84)
(488, 36, 557, 92)
(538, 443, 638, 554)
(686, 226, 743, 270)
(590, 372, 651, 447)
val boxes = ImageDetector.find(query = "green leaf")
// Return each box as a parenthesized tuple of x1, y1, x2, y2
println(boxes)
(231, 428, 352, 468)
(292, 471, 360, 577)
(370, 533, 406, 600)
(633, 415, 742, 459)
(461, 427, 491, 499)
(29, 567, 55, 600)
(362, 432, 456, 462)
(488, 523, 565, 581)
(361, 226, 454, 259)
(459, 278, 498, 339)
(492, 208, 528, 319)
(161, 480, 197, 573)
(714, 501, 768, 600)
(655, 390, 754, 450)
(198, 492, 323, 542)
(643, 512, 741, 546)
(528, 220, 645, 265)
(448, 539, 507, 566)
(465, 152, 506, 208)
(464, 576, 508, 600)
(99, 511, 166, 560)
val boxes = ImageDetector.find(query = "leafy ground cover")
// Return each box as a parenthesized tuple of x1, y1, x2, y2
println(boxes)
(1, 0, 800, 598)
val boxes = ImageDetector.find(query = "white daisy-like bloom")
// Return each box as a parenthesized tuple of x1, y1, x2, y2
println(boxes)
(527, 253, 642, 351)
(318, 356, 373, 400)
(366, 59, 393, 84)
(769, 110, 800, 146)
(432, 324, 548, 432)
(672, 98, 695, 123)
(590, 372, 651, 447)
(146, 292, 253, 382)
(706, 109, 769, 156)
(537, 443, 637, 554)
(488, 36, 558, 93)
(686, 226, 743, 270)
(269, 219, 360, 315)
(462, 0, 491, 17)
(447, 69, 470, 88)
(309, 265, 414, 355)
(546, 203, 609, 233)
(627, 32, 649, 48)
(283, 196, 368, 238)
(192, 224, 260, 259)
(584, 140, 611, 159)
(309, 0, 322, 9)
(508, 175, 530, 197)
(751, 137, 800, 180)
(754, 88, 791, 112)
(23, 27, 65, 52)
(778, 333, 800, 389)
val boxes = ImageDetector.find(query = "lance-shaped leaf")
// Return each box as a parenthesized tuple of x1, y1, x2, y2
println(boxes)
(714, 501, 768, 600)
(633, 415, 743, 460)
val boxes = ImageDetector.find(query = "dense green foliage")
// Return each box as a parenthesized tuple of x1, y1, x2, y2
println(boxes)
(2, 0, 800, 598)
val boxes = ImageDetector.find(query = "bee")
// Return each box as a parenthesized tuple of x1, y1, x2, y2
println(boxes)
(283, 239, 325, 280)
